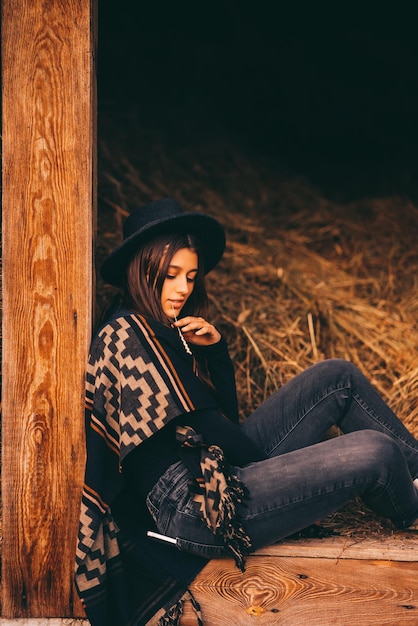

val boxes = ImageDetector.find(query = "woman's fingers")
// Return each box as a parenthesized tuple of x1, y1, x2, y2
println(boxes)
(174, 317, 221, 345)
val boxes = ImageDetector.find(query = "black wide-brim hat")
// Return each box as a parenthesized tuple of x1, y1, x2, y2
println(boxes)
(101, 198, 226, 287)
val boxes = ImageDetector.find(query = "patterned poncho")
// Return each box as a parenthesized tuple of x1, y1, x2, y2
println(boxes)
(74, 312, 248, 625)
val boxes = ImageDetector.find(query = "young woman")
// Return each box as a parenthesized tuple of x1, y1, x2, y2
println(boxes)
(75, 198, 418, 626)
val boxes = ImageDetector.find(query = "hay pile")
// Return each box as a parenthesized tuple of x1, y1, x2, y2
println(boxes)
(98, 109, 418, 537)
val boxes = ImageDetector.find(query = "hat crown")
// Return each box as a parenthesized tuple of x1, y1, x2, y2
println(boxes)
(101, 197, 225, 286)
(123, 198, 183, 240)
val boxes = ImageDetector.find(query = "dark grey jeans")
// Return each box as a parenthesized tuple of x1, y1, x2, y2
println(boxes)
(146, 359, 418, 558)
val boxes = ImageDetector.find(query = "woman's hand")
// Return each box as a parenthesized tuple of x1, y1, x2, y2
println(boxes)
(173, 316, 221, 346)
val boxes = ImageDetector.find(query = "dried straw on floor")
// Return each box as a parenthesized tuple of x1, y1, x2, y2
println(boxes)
(97, 110, 418, 538)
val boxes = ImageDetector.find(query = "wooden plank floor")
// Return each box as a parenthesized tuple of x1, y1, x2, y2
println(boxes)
(171, 535, 418, 625)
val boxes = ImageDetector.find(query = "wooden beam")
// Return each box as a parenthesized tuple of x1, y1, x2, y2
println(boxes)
(1, 0, 96, 617)
(172, 538, 418, 626)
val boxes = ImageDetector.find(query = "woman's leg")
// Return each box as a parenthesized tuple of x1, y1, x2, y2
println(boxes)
(236, 430, 418, 550)
(242, 359, 418, 479)
(148, 359, 418, 559)
(152, 430, 418, 558)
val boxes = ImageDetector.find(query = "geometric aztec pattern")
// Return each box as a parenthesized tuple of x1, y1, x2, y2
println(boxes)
(76, 313, 198, 599)
(175, 424, 252, 573)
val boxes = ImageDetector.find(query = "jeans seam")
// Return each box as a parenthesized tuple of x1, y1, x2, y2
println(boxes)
(267, 384, 351, 456)
(376, 470, 418, 522)
(242, 479, 373, 521)
(352, 393, 418, 456)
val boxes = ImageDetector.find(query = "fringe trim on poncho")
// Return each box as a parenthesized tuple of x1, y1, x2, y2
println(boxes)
(158, 589, 203, 626)
(176, 424, 252, 572)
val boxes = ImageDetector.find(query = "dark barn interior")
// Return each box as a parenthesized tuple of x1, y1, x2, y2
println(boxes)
(98, 2, 418, 535)
(99, 2, 418, 200)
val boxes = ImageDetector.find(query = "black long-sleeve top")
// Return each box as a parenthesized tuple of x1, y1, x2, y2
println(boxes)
(121, 337, 264, 496)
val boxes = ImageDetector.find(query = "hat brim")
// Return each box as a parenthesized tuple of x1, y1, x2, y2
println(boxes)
(101, 212, 226, 287)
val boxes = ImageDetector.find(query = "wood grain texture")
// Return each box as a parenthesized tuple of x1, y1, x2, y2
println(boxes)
(256, 535, 418, 561)
(143, 539, 418, 625)
(1, 0, 96, 617)
(181, 551, 418, 625)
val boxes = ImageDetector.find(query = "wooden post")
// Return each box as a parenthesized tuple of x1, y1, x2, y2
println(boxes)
(1, 0, 96, 617)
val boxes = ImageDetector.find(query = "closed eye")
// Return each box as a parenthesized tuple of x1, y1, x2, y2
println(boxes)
(165, 273, 195, 282)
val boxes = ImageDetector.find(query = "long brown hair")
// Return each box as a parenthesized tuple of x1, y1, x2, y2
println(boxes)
(101, 231, 217, 394)
(122, 232, 209, 324)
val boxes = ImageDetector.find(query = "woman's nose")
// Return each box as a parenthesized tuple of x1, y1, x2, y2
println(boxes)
(175, 275, 189, 293)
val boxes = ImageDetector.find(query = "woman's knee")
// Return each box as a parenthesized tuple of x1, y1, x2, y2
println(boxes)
(312, 358, 360, 381)
(303, 359, 360, 398)
(351, 430, 405, 470)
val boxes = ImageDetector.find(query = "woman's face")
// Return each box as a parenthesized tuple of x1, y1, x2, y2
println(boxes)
(160, 247, 198, 320)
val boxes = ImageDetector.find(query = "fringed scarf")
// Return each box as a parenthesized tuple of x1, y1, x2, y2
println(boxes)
(158, 590, 203, 626)
(176, 424, 252, 571)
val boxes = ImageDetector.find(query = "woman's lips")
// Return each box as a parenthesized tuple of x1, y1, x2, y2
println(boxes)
(170, 300, 184, 309)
